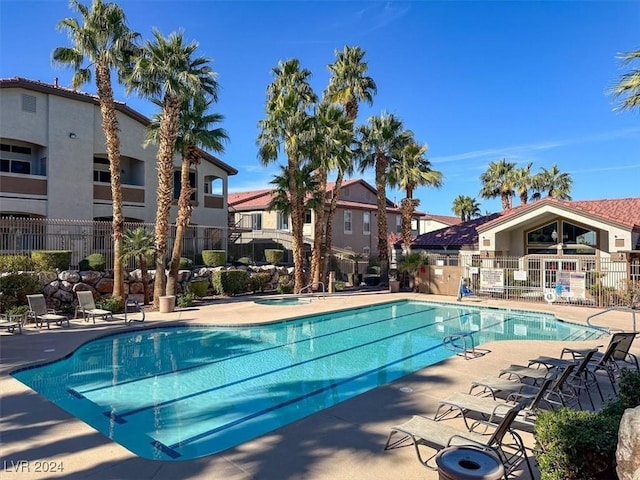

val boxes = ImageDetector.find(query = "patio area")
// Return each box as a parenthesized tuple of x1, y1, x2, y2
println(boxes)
(1, 292, 636, 480)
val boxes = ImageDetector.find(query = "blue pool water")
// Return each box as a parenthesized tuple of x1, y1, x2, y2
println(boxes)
(12, 300, 604, 461)
(254, 297, 312, 306)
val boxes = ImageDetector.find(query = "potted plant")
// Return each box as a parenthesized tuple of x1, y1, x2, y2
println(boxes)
(389, 269, 400, 293)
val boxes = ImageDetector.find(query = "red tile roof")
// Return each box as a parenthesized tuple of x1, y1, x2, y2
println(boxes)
(412, 197, 640, 248)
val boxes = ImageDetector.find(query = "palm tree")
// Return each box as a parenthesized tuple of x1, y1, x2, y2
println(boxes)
(323, 46, 377, 278)
(146, 95, 228, 296)
(127, 29, 218, 309)
(53, 0, 140, 301)
(389, 138, 443, 253)
(512, 162, 534, 206)
(534, 164, 573, 199)
(451, 195, 481, 221)
(308, 101, 353, 288)
(398, 251, 425, 292)
(611, 48, 640, 112)
(357, 113, 412, 283)
(479, 158, 517, 210)
(121, 227, 155, 305)
(257, 59, 318, 293)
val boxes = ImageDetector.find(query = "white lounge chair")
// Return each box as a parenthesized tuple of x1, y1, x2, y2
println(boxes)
(76, 291, 113, 324)
(26, 294, 69, 329)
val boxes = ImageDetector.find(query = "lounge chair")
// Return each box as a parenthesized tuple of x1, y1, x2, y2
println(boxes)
(384, 402, 534, 478)
(434, 378, 553, 430)
(1, 313, 23, 334)
(26, 294, 69, 329)
(76, 291, 113, 324)
(561, 331, 639, 372)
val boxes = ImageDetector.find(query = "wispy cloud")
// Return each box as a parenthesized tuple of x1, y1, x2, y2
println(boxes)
(329, 1, 410, 38)
(569, 163, 640, 175)
(431, 127, 640, 164)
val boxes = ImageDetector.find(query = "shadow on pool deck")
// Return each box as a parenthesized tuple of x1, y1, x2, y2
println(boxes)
(1, 292, 636, 480)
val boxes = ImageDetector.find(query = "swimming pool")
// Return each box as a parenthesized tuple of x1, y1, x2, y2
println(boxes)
(255, 297, 312, 306)
(12, 300, 604, 461)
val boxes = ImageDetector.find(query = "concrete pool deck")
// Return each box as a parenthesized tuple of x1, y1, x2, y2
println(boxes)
(1, 291, 637, 479)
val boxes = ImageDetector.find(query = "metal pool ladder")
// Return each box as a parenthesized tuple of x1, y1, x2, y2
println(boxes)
(443, 332, 477, 360)
(586, 306, 637, 333)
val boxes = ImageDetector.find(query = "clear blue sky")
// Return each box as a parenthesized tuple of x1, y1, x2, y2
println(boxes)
(1, 1, 639, 216)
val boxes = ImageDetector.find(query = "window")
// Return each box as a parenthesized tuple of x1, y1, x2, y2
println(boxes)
(204, 176, 223, 195)
(277, 211, 289, 230)
(93, 170, 110, 183)
(562, 221, 596, 247)
(363, 247, 370, 257)
(1, 159, 31, 174)
(304, 210, 312, 224)
(363, 212, 371, 235)
(344, 210, 352, 234)
(526, 222, 558, 245)
(173, 170, 197, 201)
(251, 212, 262, 230)
(396, 215, 402, 234)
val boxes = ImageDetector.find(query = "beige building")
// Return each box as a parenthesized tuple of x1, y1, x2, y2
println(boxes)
(228, 178, 422, 263)
(0, 77, 236, 227)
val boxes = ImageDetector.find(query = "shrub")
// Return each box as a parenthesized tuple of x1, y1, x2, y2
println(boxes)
(276, 276, 293, 294)
(0, 272, 41, 312)
(179, 257, 193, 270)
(31, 250, 72, 271)
(79, 253, 106, 271)
(335, 281, 345, 291)
(237, 256, 253, 266)
(249, 272, 271, 292)
(202, 250, 226, 267)
(264, 249, 284, 265)
(177, 292, 195, 308)
(189, 279, 209, 298)
(534, 368, 640, 480)
(211, 270, 248, 295)
(0, 254, 36, 273)
(95, 295, 123, 313)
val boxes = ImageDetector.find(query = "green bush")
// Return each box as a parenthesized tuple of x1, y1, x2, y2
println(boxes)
(534, 368, 640, 480)
(211, 270, 248, 295)
(202, 250, 226, 267)
(95, 295, 123, 313)
(189, 279, 209, 298)
(79, 253, 106, 271)
(237, 256, 253, 266)
(0, 272, 41, 312)
(249, 272, 271, 292)
(335, 281, 345, 291)
(264, 249, 284, 265)
(31, 250, 72, 271)
(276, 276, 293, 294)
(177, 292, 195, 308)
(0, 254, 36, 273)
(179, 257, 193, 270)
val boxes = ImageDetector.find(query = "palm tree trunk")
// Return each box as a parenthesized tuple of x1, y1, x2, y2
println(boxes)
(310, 168, 327, 290)
(322, 171, 343, 280)
(139, 254, 149, 305)
(288, 154, 306, 293)
(375, 153, 389, 283)
(167, 152, 193, 296)
(400, 197, 417, 254)
(152, 99, 181, 309)
(95, 63, 125, 300)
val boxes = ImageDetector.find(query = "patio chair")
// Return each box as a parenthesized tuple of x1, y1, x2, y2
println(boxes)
(384, 401, 534, 478)
(434, 378, 553, 430)
(76, 291, 113, 324)
(561, 331, 639, 373)
(26, 294, 69, 329)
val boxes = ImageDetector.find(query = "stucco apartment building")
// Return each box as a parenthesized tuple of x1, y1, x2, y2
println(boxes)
(0, 77, 237, 262)
(228, 178, 423, 262)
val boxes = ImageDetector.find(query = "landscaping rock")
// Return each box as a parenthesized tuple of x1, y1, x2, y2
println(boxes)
(617, 405, 640, 480)
(79, 270, 103, 285)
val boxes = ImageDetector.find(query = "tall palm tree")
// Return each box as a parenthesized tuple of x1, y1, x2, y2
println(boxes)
(535, 164, 573, 199)
(512, 162, 534, 206)
(257, 59, 317, 293)
(389, 138, 443, 253)
(308, 101, 353, 288)
(121, 227, 155, 305)
(479, 158, 517, 210)
(611, 48, 640, 112)
(53, 0, 140, 301)
(357, 113, 411, 283)
(146, 95, 229, 296)
(127, 29, 218, 309)
(451, 195, 481, 221)
(323, 46, 377, 278)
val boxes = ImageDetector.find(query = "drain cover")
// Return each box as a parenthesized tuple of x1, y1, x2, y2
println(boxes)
(399, 386, 413, 393)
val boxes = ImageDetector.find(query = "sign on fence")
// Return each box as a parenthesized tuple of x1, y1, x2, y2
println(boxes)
(556, 271, 586, 300)
(480, 267, 504, 292)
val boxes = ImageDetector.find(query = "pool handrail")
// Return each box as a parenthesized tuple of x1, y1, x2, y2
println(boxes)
(297, 282, 325, 295)
(586, 306, 637, 333)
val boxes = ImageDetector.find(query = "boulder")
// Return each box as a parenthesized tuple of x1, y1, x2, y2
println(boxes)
(617, 405, 640, 480)
(79, 270, 103, 285)
(59, 270, 80, 283)
(95, 277, 114, 294)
